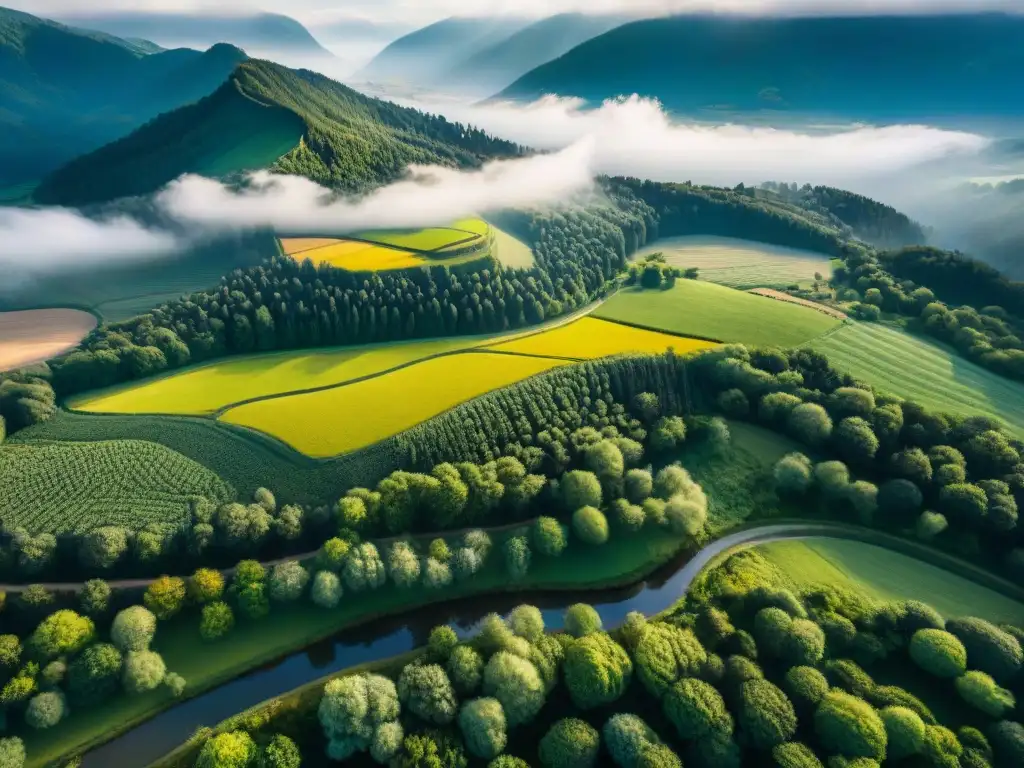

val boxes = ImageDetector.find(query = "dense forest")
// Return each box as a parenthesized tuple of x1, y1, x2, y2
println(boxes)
(33, 59, 525, 206)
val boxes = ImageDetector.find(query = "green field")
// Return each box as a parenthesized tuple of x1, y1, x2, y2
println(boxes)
(808, 321, 1024, 438)
(757, 538, 1024, 625)
(635, 235, 832, 289)
(21, 524, 686, 767)
(0, 440, 234, 534)
(595, 282, 842, 347)
(489, 223, 535, 267)
(352, 226, 479, 252)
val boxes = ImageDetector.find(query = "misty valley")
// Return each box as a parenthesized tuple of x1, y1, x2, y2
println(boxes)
(2, 4, 1024, 768)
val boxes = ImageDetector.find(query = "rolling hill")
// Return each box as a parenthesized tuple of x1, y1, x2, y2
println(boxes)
(56, 11, 332, 56)
(443, 13, 630, 94)
(354, 15, 532, 87)
(497, 14, 1024, 121)
(0, 7, 246, 186)
(34, 59, 524, 206)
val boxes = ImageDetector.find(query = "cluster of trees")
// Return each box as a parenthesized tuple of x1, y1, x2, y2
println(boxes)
(624, 253, 696, 289)
(835, 246, 1024, 381)
(181, 570, 1024, 767)
(701, 343, 1024, 571)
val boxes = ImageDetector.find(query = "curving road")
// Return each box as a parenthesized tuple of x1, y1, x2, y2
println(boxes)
(72, 520, 1024, 768)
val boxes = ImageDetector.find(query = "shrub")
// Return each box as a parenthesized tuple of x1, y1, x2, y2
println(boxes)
(188, 569, 224, 604)
(635, 623, 707, 698)
(144, 576, 187, 620)
(643, 498, 668, 526)
(388, 541, 422, 589)
(268, 561, 309, 603)
(829, 387, 876, 419)
(611, 498, 646, 531)
(195, 731, 257, 768)
(79, 579, 112, 616)
(448, 645, 483, 696)
(737, 679, 797, 749)
(909, 629, 967, 678)
(423, 557, 453, 589)
(235, 582, 269, 620)
(846, 481, 879, 524)
(122, 650, 166, 694)
(318, 674, 400, 761)
(565, 604, 602, 638)
(316, 538, 351, 572)
(878, 479, 923, 520)
(603, 713, 660, 768)
(370, 721, 404, 763)
(398, 663, 458, 725)
(232, 559, 265, 588)
(718, 388, 750, 417)
(784, 619, 826, 667)
(24, 691, 65, 729)
(939, 484, 989, 524)
(40, 660, 65, 689)
(164, 672, 186, 698)
(509, 605, 545, 642)
(625, 469, 654, 503)
(539, 718, 600, 768)
(654, 465, 692, 498)
(815, 461, 850, 497)
(488, 759, 529, 768)
(503, 536, 531, 580)
(426, 626, 458, 663)
(785, 666, 830, 713)
(79, 526, 129, 570)
(311, 570, 343, 609)
(564, 632, 632, 708)
(428, 538, 451, 563)
(572, 506, 609, 545)
(459, 698, 507, 760)
(199, 602, 235, 641)
(66, 643, 122, 705)
(534, 517, 568, 557)
(452, 547, 482, 581)
(956, 671, 1016, 717)
(650, 416, 687, 453)
(890, 447, 933, 486)
(29, 610, 94, 659)
(0, 737, 25, 768)
(772, 742, 824, 768)
(261, 734, 301, 768)
(585, 440, 625, 484)
(665, 495, 707, 537)
(774, 453, 813, 494)
(814, 691, 887, 760)
(343, 543, 387, 592)
(483, 651, 545, 726)
(664, 677, 733, 740)
(899, 601, 945, 633)
(987, 720, 1024, 767)
(922, 725, 963, 768)
(788, 403, 833, 446)
(562, 470, 603, 510)
(946, 617, 1023, 684)
(916, 510, 949, 540)
(881, 706, 926, 759)
(754, 607, 793, 657)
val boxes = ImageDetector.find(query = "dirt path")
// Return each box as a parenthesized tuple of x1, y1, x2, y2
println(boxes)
(747, 288, 848, 319)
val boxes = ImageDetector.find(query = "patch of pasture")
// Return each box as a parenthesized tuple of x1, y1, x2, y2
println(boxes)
(634, 235, 832, 288)
(808, 322, 1024, 438)
(0, 440, 233, 534)
(0, 308, 97, 372)
(488, 223, 535, 268)
(757, 538, 1024, 625)
(220, 352, 568, 457)
(490, 317, 716, 359)
(353, 225, 481, 252)
(595, 282, 841, 348)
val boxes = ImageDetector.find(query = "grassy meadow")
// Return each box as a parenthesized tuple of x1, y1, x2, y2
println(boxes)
(595, 282, 842, 347)
(221, 353, 569, 456)
(808, 321, 1024, 437)
(491, 317, 717, 359)
(353, 226, 479, 251)
(756, 539, 1024, 625)
(489, 223, 535, 267)
(635, 235, 833, 288)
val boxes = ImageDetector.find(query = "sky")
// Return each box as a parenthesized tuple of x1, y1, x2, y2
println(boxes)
(15, 0, 1024, 28)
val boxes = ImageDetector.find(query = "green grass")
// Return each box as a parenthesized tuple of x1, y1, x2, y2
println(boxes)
(756, 538, 1024, 625)
(20, 524, 686, 768)
(352, 227, 480, 252)
(0, 440, 234, 534)
(595, 282, 841, 348)
(635, 235, 832, 289)
(808, 321, 1024, 438)
(489, 222, 535, 267)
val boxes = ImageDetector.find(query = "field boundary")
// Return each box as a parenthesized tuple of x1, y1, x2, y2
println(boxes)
(747, 287, 849, 319)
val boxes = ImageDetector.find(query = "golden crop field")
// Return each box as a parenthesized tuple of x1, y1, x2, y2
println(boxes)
(280, 238, 427, 271)
(490, 317, 717, 359)
(220, 352, 567, 456)
(71, 337, 478, 415)
(279, 238, 344, 255)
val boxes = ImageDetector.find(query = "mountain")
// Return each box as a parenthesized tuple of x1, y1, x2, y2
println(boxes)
(497, 14, 1024, 121)
(444, 13, 630, 94)
(355, 16, 532, 87)
(57, 11, 332, 57)
(34, 59, 524, 207)
(0, 7, 246, 186)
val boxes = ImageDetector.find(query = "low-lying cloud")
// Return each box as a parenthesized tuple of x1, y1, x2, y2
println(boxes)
(156, 140, 596, 231)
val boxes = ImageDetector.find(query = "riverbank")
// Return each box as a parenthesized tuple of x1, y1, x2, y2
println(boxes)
(25, 525, 687, 768)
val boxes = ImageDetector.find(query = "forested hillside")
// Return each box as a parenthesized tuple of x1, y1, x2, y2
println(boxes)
(0, 7, 246, 186)
(34, 59, 524, 206)
(498, 14, 1024, 121)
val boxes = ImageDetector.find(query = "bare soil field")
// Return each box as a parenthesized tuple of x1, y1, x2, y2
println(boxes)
(748, 288, 848, 319)
(0, 308, 97, 372)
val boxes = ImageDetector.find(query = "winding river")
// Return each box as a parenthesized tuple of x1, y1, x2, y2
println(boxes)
(79, 522, 1023, 767)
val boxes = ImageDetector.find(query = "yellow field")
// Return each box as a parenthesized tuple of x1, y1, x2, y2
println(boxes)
(451, 218, 492, 236)
(220, 353, 567, 456)
(280, 239, 427, 271)
(490, 317, 717, 359)
(279, 238, 344, 255)
(71, 337, 478, 415)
